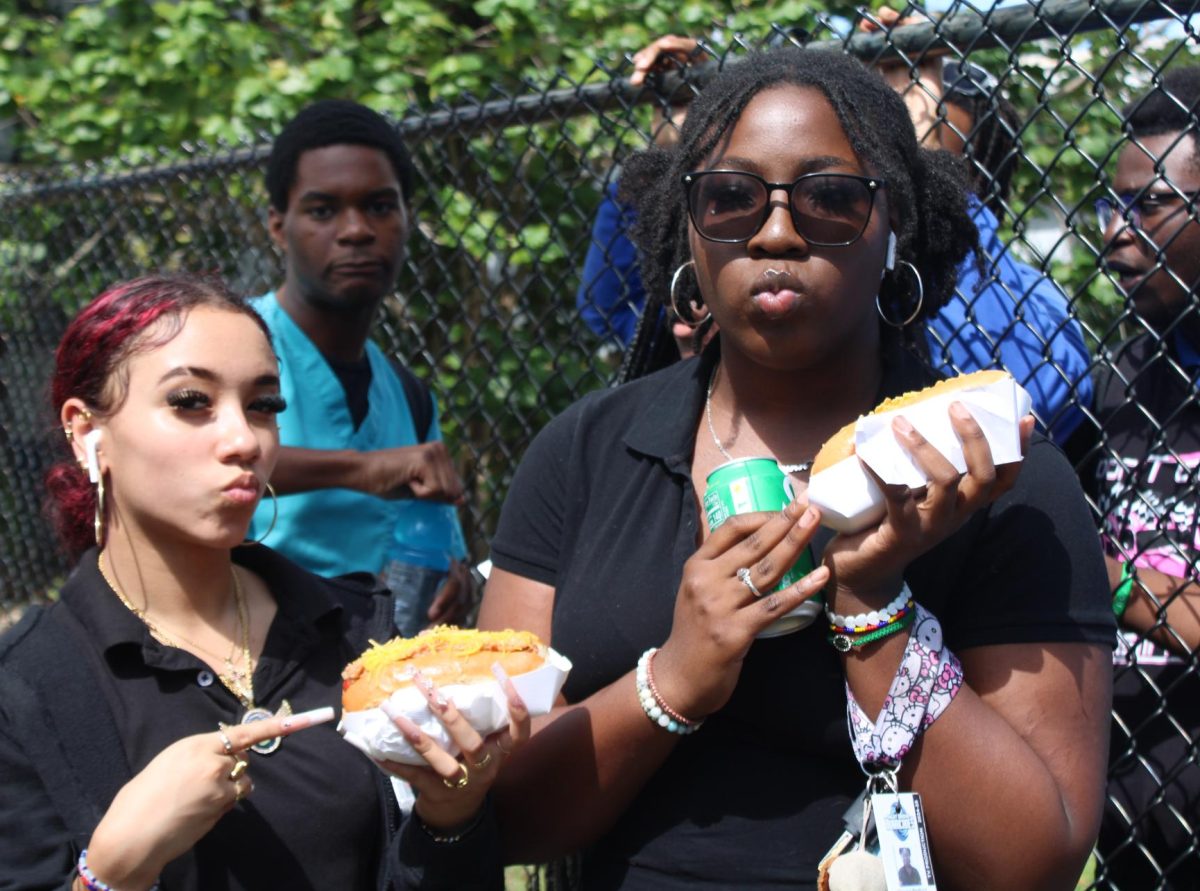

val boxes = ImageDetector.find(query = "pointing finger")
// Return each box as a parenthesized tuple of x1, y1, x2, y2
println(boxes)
(217, 706, 335, 753)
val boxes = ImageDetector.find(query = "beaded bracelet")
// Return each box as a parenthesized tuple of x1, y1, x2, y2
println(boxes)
(829, 608, 916, 653)
(1112, 561, 1135, 618)
(415, 805, 487, 844)
(76, 849, 160, 891)
(826, 583, 913, 633)
(636, 647, 703, 735)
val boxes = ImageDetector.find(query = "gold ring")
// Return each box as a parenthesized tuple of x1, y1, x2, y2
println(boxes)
(472, 751, 493, 770)
(217, 726, 234, 756)
(441, 762, 470, 790)
(228, 758, 249, 782)
(234, 778, 252, 802)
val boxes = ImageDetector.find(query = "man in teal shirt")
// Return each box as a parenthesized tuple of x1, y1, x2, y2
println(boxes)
(249, 99, 470, 630)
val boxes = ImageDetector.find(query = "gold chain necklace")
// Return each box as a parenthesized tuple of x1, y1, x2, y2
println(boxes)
(97, 553, 290, 755)
(97, 552, 255, 707)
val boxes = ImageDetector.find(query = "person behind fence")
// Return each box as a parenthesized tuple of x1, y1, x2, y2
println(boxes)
(1085, 65, 1200, 890)
(0, 275, 527, 890)
(576, 37, 702, 357)
(248, 99, 472, 637)
(479, 47, 1114, 890)
(859, 7, 1093, 444)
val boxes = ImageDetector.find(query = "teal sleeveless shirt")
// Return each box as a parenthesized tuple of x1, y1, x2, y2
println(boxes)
(248, 293, 466, 578)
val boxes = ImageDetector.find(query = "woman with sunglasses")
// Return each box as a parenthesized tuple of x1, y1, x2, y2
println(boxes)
(479, 49, 1113, 890)
(0, 275, 527, 891)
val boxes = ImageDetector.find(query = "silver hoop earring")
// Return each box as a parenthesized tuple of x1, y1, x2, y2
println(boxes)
(876, 260, 924, 328)
(93, 473, 107, 548)
(241, 482, 278, 546)
(669, 260, 711, 328)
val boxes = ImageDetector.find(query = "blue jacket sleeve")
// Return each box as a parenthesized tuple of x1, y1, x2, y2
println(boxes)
(575, 182, 646, 345)
(924, 198, 1094, 443)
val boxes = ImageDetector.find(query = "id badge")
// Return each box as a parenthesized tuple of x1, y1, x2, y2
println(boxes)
(872, 791, 937, 890)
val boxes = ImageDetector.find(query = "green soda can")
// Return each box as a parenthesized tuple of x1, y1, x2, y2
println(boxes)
(703, 457, 822, 638)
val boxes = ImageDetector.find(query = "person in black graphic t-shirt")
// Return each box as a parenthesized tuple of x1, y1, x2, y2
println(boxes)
(1087, 65, 1200, 889)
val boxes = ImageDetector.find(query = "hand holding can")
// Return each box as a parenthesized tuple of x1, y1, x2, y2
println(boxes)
(703, 457, 823, 637)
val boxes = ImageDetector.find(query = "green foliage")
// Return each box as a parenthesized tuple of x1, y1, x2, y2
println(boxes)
(0, 0, 856, 163)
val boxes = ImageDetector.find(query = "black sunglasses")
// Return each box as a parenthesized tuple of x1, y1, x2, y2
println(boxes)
(682, 170, 885, 245)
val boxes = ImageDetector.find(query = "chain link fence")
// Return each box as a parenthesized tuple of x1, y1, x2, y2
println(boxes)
(2, 2, 1198, 888)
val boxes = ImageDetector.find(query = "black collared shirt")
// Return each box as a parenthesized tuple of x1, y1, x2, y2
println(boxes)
(491, 343, 1114, 889)
(0, 546, 504, 891)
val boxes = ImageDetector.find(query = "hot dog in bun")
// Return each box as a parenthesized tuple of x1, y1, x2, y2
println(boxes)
(811, 369, 1011, 474)
(342, 625, 547, 713)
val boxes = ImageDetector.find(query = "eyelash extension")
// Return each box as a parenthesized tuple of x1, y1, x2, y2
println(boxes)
(165, 388, 209, 410)
(255, 394, 288, 414)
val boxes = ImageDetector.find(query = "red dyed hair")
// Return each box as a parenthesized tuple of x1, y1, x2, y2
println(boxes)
(46, 274, 272, 560)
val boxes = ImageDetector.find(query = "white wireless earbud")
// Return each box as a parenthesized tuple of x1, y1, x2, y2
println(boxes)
(885, 230, 898, 272)
(83, 429, 102, 484)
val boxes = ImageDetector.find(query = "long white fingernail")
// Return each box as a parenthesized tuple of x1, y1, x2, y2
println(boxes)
(281, 706, 335, 730)
(492, 662, 512, 684)
(378, 699, 403, 721)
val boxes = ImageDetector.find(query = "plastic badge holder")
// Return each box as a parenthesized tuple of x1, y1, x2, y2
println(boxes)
(338, 649, 572, 765)
(807, 375, 1033, 534)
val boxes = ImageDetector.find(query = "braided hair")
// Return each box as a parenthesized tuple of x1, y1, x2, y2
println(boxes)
(944, 89, 1020, 216)
(266, 99, 416, 211)
(618, 48, 978, 379)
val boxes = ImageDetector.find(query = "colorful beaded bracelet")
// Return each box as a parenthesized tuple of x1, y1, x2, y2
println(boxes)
(829, 599, 914, 635)
(829, 608, 916, 653)
(826, 583, 913, 634)
(636, 647, 703, 735)
(76, 849, 160, 891)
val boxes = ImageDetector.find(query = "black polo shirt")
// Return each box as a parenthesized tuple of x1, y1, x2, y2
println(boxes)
(491, 342, 1114, 890)
(0, 546, 503, 890)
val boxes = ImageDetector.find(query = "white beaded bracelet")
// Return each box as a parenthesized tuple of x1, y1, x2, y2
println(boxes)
(826, 582, 913, 632)
(635, 648, 702, 735)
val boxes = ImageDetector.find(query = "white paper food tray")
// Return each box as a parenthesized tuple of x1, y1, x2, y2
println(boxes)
(807, 376, 1032, 534)
(338, 649, 571, 765)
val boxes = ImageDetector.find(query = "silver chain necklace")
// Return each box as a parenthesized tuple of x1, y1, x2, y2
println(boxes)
(705, 365, 813, 474)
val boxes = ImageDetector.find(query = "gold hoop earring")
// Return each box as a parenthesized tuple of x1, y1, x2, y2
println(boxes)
(669, 260, 711, 328)
(94, 473, 107, 548)
(876, 261, 924, 328)
(241, 482, 278, 546)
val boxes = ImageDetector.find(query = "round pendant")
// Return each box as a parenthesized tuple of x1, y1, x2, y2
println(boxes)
(241, 707, 282, 755)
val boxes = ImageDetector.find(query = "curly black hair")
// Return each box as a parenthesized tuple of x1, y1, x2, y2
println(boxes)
(265, 99, 416, 212)
(617, 48, 978, 379)
(1123, 64, 1200, 172)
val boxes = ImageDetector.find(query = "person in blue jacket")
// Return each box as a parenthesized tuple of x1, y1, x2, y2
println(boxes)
(925, 59, 1094, 443)
(576, 37, 1093, 442)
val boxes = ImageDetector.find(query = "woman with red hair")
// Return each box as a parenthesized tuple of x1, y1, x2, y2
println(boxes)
(0, 274, 525, 890)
